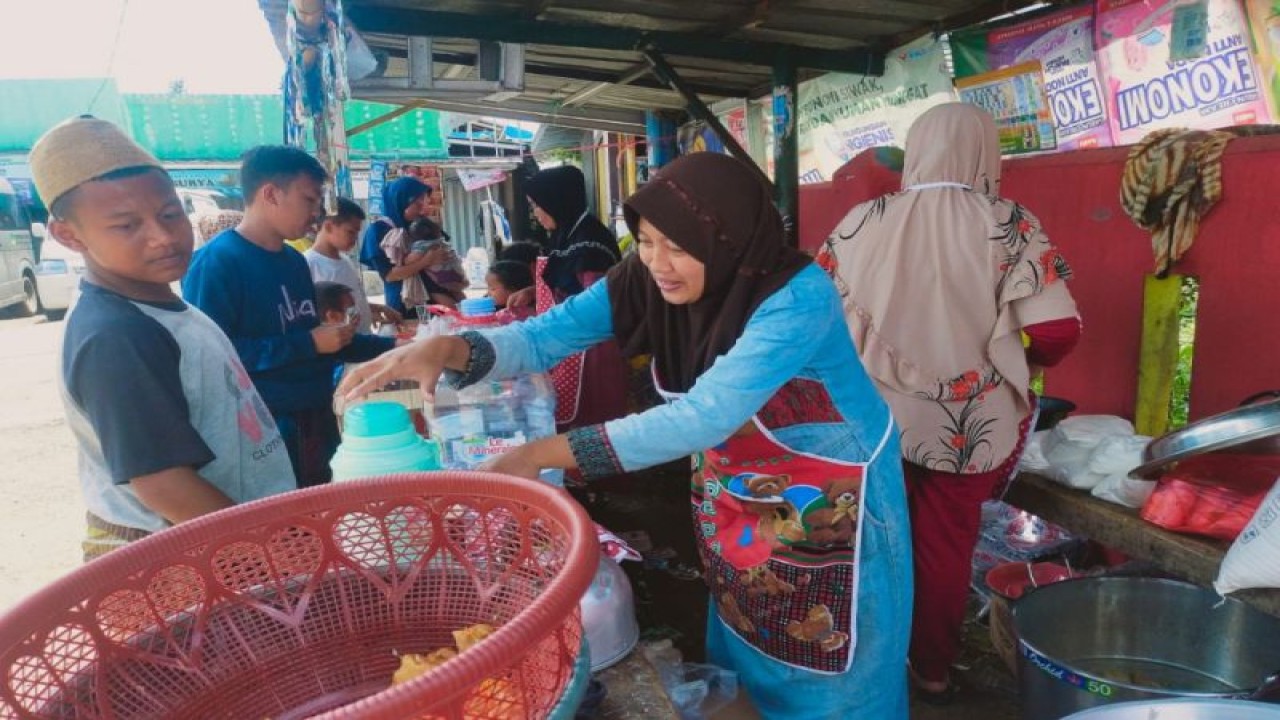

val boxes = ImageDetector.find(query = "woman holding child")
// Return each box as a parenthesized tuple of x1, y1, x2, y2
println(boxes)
(360, 177, 456, 315)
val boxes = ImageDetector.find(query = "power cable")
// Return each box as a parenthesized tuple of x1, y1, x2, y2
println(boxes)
(88, 0, 131, 114)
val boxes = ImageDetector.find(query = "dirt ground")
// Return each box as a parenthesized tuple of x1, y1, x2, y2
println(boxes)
(0, 314, 82, 613)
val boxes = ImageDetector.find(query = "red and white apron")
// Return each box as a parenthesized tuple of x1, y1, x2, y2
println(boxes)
(535, 256, 585, 425)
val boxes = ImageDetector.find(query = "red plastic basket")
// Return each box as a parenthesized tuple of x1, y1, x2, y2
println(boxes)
(0, 473, 598, 719)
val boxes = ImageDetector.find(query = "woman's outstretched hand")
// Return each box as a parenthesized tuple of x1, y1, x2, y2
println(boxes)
(337, 335, 470, 403)
(478, 445, 544, 480)
(478, 436, 576, 481)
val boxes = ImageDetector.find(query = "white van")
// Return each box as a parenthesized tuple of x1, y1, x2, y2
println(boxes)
(34, 237, 82, 321)
(0, 179, 40, 317)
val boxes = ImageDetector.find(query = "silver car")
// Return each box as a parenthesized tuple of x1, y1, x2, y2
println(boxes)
(0, 179, 40, 317)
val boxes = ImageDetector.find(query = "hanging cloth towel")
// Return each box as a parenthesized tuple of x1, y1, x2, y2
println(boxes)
(1120, 128, 1233, 278)
(1121, 126, 1280, 278)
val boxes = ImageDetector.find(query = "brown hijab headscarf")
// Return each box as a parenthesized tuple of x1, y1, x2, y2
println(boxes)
(609, 152, 811, 393)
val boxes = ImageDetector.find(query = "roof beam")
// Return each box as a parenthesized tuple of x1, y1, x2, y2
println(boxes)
(347, 6, 885, 75)
(884, 0, 1049, 46)
(379, 45, 753, 98)
(350, 91, 647, 134)
(561, 63, 652, 107)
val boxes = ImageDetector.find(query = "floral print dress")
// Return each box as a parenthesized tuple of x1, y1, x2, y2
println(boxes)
(818, 191, 1076, 474)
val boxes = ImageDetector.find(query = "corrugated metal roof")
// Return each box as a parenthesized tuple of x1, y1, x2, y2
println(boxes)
(258, 0, 1039, 132)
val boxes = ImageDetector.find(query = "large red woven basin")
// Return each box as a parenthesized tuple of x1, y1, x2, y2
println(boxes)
(0, 473, 598, 719)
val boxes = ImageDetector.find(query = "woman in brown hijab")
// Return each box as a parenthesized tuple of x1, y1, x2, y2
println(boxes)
(820, 103, 1081, 702)
(341, 153, 913, 718)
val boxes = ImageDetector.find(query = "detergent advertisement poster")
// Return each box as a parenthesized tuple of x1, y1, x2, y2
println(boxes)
(956, 62, 1060, 153)
(1246, 0, 1280, 119)
(1097, 0, 1272, 146)
(951, 5, 1113, 150)
(794, 34, 954, 183)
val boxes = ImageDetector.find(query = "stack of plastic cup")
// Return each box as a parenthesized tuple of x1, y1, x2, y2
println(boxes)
(331, 401, 443, 481)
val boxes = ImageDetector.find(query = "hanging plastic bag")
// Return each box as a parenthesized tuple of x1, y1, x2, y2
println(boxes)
(1216, 477, 1280, 594)
(345, 27, 378, 81)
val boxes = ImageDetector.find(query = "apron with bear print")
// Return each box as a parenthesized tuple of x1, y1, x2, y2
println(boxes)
(659, 373, 890, 673)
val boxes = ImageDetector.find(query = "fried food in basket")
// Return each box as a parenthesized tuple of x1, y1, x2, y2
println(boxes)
(390, 623, 524, 718)
(390, 623, 498, 686)
(453, 623, 496, 652)
(392, 647, 457, 685)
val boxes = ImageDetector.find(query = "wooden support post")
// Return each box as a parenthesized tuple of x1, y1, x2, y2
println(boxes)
(1135, 274, 1185, 436)
(772, 50, 799, 247)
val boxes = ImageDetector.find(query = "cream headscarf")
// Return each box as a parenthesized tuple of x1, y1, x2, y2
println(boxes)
(819, 103, 1077, 474)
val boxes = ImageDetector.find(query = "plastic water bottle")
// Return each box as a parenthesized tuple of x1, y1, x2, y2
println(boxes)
(427, 299, 564, 486)
(463, 247, 490, 289)
(331, 402, 442, 481)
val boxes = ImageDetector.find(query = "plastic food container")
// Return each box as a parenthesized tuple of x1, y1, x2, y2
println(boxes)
(331, 401, 442, 481)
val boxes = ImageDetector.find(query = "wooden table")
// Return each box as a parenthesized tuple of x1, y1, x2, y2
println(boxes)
(1005, 472, 1280, 617)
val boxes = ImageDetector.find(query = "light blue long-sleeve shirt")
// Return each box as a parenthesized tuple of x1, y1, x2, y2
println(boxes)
(468, 264, 895, 474)
(465, 264, 913, 711)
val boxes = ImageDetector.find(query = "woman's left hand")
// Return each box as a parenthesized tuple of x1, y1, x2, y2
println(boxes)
(479, 446, 543, 480)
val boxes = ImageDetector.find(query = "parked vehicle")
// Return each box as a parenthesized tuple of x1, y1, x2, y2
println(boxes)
(0, 179, 40, 317)
(178, 188, 242, 217)
(34, 235, 82, 321)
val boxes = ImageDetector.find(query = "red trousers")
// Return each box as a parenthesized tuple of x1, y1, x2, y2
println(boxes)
(904, 457, 1013, 682)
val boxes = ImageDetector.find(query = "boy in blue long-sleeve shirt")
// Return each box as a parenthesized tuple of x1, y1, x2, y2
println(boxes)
(183, 146, 394, 487)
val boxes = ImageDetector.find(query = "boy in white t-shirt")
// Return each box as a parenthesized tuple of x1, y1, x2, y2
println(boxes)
(305, 198, 401, 333)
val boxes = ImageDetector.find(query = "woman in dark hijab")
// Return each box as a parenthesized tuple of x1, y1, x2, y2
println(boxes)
(340, 153, 912, 719)
(524, 165, 622, 299)
(359, 176, 451, 314)
(521, 165, 628, 431)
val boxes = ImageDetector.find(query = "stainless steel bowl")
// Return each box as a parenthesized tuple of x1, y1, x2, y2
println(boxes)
(1129, 399, 1280, 479)
(1064, 698, 1280, 719)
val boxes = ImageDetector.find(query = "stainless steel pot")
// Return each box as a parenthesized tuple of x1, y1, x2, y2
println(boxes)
(1131, 398, 1280, 479)
(1064, 698, 1280, 719)
(579, 557, 639, 672)
(1013, 577, 1280, 720)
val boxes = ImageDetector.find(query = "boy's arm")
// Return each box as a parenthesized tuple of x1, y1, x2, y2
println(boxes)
(131, 467, 235, 524)
(184, 249, 319, 372)
(337, 333, 396, 363)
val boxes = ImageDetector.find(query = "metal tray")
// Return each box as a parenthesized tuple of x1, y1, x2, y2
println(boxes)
(1129, 399, 1280, 479)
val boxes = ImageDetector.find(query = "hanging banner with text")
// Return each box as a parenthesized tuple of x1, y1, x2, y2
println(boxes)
(1097, 0, 1272, 146)
(794, 34, 955, 183)
(952, 5, 1113, 150)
